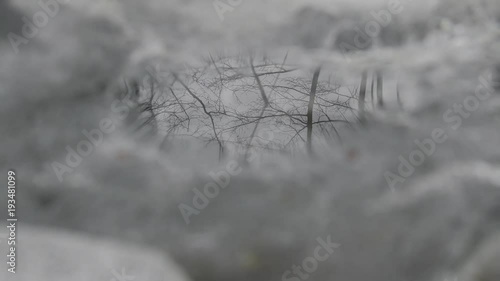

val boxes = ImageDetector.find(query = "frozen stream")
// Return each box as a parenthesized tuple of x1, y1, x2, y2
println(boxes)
(1, 0, 500, 281)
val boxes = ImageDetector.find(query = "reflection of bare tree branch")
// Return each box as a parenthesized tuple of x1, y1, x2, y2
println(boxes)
(306, 67, 321, 155)
(376, 70, 384, 109)
(358, 70, 368, 123)
(125, 51, 360, 159)
(243, 56, 272, 162)
(169, 88, 190, 130)
(173, 73, 224, 160)
(370, 73, 375, 109)
(397, 80, 403, 109)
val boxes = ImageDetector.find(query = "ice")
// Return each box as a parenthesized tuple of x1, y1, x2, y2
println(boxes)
(1, 0, 500, 281)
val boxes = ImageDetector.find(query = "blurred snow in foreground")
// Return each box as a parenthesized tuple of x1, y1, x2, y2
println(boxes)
(0, 0, 500, 281)
(1, 225, 189, 281)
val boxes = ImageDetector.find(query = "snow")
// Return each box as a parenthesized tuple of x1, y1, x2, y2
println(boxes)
(1, 224, 190, 281)
(1, 0, 500, 281)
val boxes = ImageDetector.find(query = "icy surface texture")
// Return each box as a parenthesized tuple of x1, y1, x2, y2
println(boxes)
(1, 0, 500, 281)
